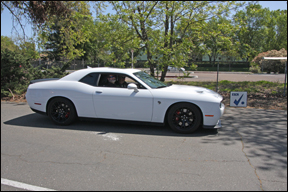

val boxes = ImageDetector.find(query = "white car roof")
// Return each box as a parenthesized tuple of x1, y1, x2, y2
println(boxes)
(60, 67, 141, 81)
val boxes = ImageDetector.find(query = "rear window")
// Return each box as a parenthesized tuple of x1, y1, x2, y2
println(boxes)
(79, 73, 99, 86)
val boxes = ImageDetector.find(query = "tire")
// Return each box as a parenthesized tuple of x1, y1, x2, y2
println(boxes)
(48, 98, 77, 125)
(167, 103, 202, 133)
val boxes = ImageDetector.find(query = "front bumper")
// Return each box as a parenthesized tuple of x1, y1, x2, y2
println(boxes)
(202, 119, 222, 129)
(202, 102, 224, 129)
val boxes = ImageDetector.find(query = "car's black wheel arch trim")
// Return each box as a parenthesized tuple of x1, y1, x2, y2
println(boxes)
(46, 96, 78, 117)
(164, 102, 203, 126)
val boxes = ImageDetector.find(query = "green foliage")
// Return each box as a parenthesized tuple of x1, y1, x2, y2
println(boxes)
(189, 63, 198, 71)
(201, 16, 239, 64)
(182, 71, 191, 78)
(19, 40, 40, 60)
(1, 36, 40, 61)
(38, 1, 93, 61)
(233, 3, 287, 61)
(232, 3, 270, 61)
(249, 62, 261, 73)
(1, 48, 31, 97)
(1, 48, 69, 98)
(1, 36, 19, 52)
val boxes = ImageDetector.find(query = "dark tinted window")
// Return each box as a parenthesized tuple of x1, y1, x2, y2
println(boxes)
(79, 73, 99, 86)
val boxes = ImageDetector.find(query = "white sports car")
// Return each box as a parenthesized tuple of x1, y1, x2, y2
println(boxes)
(26, 67, 225, 133)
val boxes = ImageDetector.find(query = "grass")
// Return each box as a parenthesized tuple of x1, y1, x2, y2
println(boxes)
(166, 80, 287, 110)
(166, 80, 286, 95)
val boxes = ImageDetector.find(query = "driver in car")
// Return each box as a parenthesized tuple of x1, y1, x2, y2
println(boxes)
(104, 74, 118, 87)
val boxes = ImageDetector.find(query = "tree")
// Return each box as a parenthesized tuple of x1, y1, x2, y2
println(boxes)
(274, 10, 287, 50)
(38, 1, 93, 61)
(1, 36, 39, 61)
(264, 10, 287, 51)
(111, 1, 160, 76)
(233, 3, 272, 61)
(1, 36, 19, 52)
(1, 1, 71, 40)
(201, 16, 239, 65)
(111, 1, 244, 80)
(17, 37, 40, 60)
(83, 14, 140, 68)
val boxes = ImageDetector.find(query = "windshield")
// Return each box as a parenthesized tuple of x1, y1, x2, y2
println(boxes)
(134, 71, 168, 89)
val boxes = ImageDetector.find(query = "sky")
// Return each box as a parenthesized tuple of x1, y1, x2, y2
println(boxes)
(1, 1, 287, 40)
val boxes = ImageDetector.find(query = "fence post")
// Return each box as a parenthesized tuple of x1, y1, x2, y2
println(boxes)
(284, 61, 287, 97)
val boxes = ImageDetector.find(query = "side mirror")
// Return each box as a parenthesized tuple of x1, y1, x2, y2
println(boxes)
(127, 83, 139, 92)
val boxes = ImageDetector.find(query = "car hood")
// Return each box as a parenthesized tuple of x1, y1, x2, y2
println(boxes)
(155, 84, 223, 101)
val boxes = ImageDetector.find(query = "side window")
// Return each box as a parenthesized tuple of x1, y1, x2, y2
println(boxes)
(79, 73, 99, 86)
(117, 75, 146, 89)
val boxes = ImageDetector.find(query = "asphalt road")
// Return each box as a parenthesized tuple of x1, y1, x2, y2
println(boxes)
(1, 102, 287, 191)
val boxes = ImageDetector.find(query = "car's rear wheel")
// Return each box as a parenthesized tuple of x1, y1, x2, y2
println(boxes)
(48, 98, 77, 125)
(167, 103, 202, 133)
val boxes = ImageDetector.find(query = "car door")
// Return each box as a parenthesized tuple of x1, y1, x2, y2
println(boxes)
(93, 74, 153, 122)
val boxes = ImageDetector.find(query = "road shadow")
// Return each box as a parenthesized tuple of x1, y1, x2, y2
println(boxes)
(210, 107, 287, 178)
(3, 113, 218, 137)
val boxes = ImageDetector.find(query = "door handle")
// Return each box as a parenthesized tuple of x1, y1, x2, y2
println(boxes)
(96, 91, 102, 93)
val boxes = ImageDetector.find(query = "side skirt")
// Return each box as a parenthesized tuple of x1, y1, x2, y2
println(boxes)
(78, 117, 165, 127)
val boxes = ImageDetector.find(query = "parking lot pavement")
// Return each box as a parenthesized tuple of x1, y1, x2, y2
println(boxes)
(221, 107, 287, 191)
(1, 102, 287, 191)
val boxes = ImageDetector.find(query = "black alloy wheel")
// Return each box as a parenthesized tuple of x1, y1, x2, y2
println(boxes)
(167, 103, 202, 133)
(48, 98, 77, 125)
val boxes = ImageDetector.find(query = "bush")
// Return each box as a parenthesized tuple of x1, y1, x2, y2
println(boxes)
(1, 48, 69, 98)
(249, 62, 261, 73)
(1, 49, 31, 97)
(252, 48, 287, 73)
(189, 63, 198, 71)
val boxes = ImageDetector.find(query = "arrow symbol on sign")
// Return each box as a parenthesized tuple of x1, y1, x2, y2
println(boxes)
(234, 94, 244, 106)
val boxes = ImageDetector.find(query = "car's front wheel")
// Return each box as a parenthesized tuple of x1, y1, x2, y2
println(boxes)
(167, 103, 202, 133)
(48, 98, 77, 125)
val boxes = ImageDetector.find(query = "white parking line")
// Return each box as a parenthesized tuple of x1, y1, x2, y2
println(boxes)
(102, 133, 120, 141)
(1, 178, 57, 191)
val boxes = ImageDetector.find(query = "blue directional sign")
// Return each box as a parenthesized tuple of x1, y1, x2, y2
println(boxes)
(230, 92, 247, 107)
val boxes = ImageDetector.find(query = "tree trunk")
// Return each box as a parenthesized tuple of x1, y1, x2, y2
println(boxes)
(160, 4, 170, 82)
(146, 46, 154, 77)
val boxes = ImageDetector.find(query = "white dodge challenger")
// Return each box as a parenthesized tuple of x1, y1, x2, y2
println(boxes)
(26, 67, 225, 133)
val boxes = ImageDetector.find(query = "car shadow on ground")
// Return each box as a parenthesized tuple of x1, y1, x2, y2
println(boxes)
(3, 113, 218, 137)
